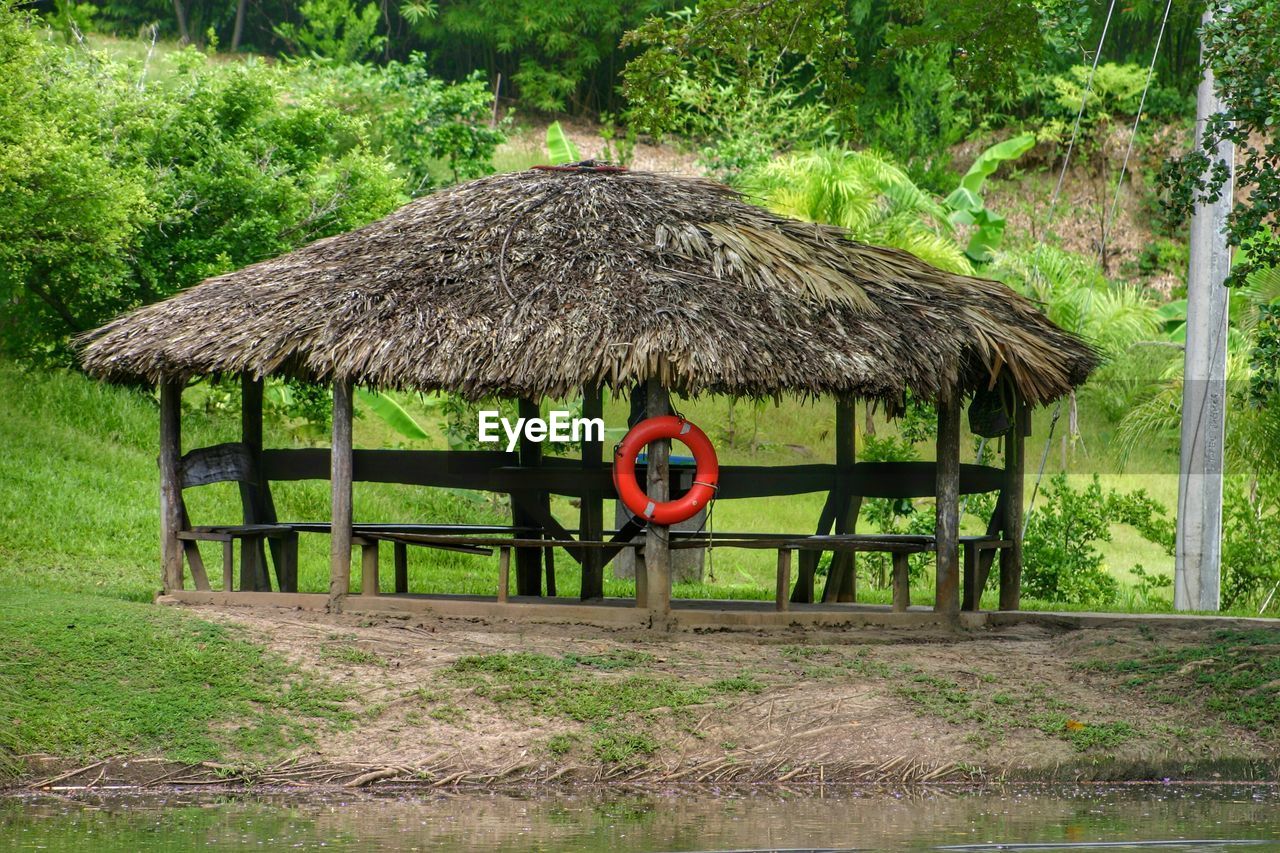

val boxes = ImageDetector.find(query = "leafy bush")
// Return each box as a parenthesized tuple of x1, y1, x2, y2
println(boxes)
(297, 55, 504, 193)
(1221, 479, 1280, 611)
(656, 64, 836, 182)
(1020, 474, 1173, 606)
(273, 0, 385, 63)
(863, 45, 970, 194)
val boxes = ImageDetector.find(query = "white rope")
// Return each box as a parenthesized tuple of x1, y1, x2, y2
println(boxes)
(1048, 0, 1119, 218)
(1099, 0, 1175, 260)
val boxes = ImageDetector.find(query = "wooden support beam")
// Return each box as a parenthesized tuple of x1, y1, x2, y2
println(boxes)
(544, 546, 557, 597)
(775, 548, 792, 612)
(159, 380, 185, 593)
(328, 379, 354, 610)
(822, 397, 858, 603)
(221, 540, 234, 591)
(240, 375, 279, 591)
(394, 542, 408, 594)
(962, 543, 980, 612)
(793, 490, 836, 603)
(1000, 397, 1027, 611)
(579, 383, 605, 600)
(177, 504, 209, 591)
(360, 538, 379, 596)
(509, 494, 585, 564)
(964, 494, 1006, 610)
(644, 378, 672, 615)
(515, 398, 545, 596)
(240, 535, 265, 592)
(934, 388, 961, 615)
(892, 552, 911, 612)
(497, 546, 510, 603)
(277, 532, 298, 593)
(835, 495, 861, 602)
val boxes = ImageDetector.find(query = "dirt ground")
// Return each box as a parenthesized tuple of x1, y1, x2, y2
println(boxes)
(36, 604, 1259, 791)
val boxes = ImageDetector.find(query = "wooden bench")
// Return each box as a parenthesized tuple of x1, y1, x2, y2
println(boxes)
(667, 460, 1016, 612)
(173, 442, 547, 594)
(668, 532, 1009, 612)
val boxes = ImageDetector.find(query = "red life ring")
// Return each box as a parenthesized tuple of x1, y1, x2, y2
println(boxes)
(613, 416, 719, 525)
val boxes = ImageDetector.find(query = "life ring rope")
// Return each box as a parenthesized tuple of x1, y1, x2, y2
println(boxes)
(612, 415, 720, 526)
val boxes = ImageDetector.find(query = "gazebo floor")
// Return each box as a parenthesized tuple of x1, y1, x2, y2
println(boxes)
(156, 590, 1276, 632)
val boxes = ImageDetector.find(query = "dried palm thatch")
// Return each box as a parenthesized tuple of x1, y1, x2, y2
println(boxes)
(79, 166, 1096, 405)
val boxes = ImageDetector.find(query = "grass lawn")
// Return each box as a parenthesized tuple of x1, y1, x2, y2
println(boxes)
(0, 591, 352, 779)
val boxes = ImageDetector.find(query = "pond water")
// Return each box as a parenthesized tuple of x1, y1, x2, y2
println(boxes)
(2, 785, 1278, 851)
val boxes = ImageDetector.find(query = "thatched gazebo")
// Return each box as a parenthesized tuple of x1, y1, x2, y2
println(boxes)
(80, 165, 1095, 624)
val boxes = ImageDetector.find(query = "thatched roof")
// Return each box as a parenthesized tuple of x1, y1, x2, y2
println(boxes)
(79, 165, 1096, 405)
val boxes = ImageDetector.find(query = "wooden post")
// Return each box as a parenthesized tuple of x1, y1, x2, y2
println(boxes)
(221, 540, 234, 591)
(579, 384, 605, 600)
(394, 542, 408, 594)
(934, 388, 961, 614)
(835, 397, 859, 602)
(891, 552, 911, 612)
(775, 548, 792, 612)
(240, 375, 280, 591)
(822, 397, 859, 603)
(515, 398, 544, 596)
(328, 380, 354, 610)
(239, 535, 261, 592)
(360, 539, 379, 596)
(793, 491, 834, 603)
(644, 378, 672, 616)
(277, 531, 298, 593)
(159, 380, 184, 593)
(999, 398, 1027, 610)
(497, 546, 510, 602)
(1175, 9, 1232, 612)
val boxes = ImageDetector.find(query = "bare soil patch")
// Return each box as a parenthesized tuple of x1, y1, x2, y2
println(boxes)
(100, 605, 1274, 789)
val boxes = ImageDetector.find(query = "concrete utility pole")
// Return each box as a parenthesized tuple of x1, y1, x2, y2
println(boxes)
(1175, 8, 1234, 612)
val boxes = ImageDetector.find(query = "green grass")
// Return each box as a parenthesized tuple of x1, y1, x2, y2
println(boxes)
(0, 591, 352, 776)
(319, 644, 387, 667)
(1078, 629, 1280, 742)
(447, 651, 761, 764)
(775, 645, 1142, 754)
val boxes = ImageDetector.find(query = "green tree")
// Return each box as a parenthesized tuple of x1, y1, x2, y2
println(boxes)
(0, 5, 151, 358)
(407, 0, 671, 113)
(127, 51, 404, 304)
(622, 0, 1056, 157)
(0, 7, 407, 362)
(297, 55, 504, 193)
(1161, 0, 1280, 286)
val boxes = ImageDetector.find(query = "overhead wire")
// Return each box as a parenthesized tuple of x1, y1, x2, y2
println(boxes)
(1024, 0, 1132, 524)
(1100, 0, 1175, 261)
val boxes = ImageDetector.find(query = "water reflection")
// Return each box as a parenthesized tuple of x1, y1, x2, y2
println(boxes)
(1, 785, 1278, 852)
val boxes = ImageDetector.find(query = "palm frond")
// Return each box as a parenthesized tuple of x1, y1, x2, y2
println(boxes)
(744, 147, 966, 272)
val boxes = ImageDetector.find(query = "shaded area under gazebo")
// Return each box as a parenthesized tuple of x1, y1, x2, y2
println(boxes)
(79, 165, 1096, 623)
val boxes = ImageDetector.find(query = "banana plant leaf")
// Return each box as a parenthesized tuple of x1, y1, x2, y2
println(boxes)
(546, 121, 581, 165)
